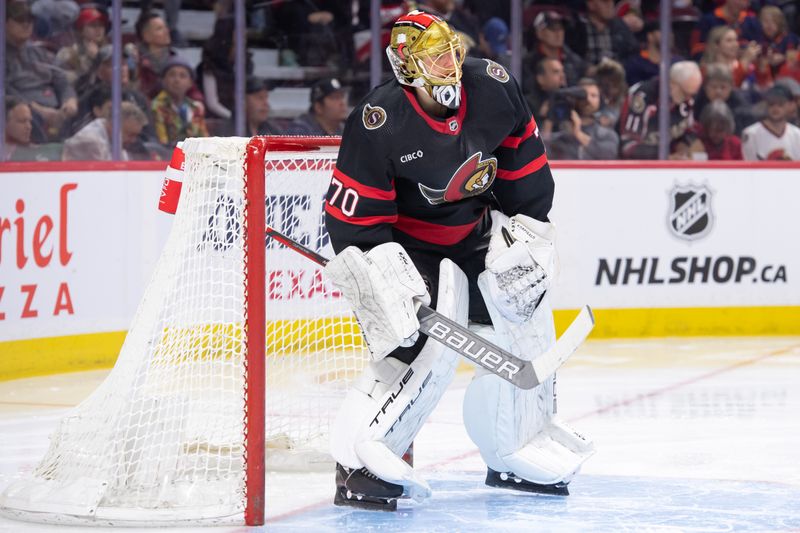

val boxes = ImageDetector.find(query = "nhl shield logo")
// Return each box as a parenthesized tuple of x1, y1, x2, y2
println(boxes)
(668, 184, 713, 240)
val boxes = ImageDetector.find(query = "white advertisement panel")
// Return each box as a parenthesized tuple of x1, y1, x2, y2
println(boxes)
(549, 166, 800, 310)
(1, 163, 799, 346)
(0, 168, 169, 342)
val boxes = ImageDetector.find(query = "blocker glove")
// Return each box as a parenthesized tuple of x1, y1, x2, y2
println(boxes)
(324, 242, 430, 360)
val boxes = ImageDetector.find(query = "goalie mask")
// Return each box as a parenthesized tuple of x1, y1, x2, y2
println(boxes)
(386, 10, 466, 109)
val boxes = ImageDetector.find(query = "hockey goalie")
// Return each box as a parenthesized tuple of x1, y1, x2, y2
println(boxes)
(322, 10, 595, 511)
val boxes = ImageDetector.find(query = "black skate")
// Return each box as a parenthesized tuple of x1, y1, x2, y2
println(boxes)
(334, 463, 404, 511)
(485, 468, 570, 496)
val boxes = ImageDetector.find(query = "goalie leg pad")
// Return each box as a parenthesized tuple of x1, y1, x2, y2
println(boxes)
(330, 258, 469, 501)
(463, 291, 595, 486)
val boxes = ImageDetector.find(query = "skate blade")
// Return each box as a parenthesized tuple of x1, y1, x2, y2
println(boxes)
(485, 472, 570, 496)
(334, 486, 399, 511)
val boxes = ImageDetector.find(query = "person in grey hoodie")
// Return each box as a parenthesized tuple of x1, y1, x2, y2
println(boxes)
(548, 78, 619, 160)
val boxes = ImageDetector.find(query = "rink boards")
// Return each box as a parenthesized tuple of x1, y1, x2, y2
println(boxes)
(1, 160, 799, 379)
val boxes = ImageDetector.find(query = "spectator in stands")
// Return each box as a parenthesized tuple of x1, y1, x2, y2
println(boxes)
(741, 84, 800, 160)
(625, 20, 681, 86)
(134, 11, 199, 100)
(271, 0, 353, 66)
(774, 77, 800, 126)
(759, 6, 800, 80)
(4, 96, 63, 161)
(151, 57, 209, 148)
(55, 7, 108, 87)
(701, 25, 769, 89)
(524, 57, 567, 125)
(619, 60, 702, 159)
(62, 101, 148, 160)
(30, 0, 80, 52)
(525, 11, 587, 87)
(68, 84, 112, 137)
(4, 96, 33, 160)
(212, 76, 284, 137)
(140, 0, 185, 46)
(568, 0, 639, 65)
(594, 58, 628, 129)
(5, 1, 78, 140)
(690, 100, 743, 160)
(73, 45, 157, 144)
(616, 0, 644, 35)
(478, 17, 512, 68)
(286, 78, 348, 136)
(548, 78, 620, 159)
(691, 0, 762, 58)
(197, 16, 253, 120)
(245, 77, 283, 136)
(693, 63, 750, 132)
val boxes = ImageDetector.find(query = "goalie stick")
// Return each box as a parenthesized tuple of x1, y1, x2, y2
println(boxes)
(265, 226, 594, 390)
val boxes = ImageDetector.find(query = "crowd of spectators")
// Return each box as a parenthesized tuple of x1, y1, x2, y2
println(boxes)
(5, 0, 800, 162)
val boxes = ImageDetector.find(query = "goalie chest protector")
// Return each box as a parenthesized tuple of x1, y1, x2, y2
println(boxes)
(325, 57, 554, 254)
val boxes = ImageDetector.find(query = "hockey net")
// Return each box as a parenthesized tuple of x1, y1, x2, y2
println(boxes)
(0, 136, 366, 526)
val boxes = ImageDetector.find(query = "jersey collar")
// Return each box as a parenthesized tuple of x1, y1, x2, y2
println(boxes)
(402, 86, 468, 136)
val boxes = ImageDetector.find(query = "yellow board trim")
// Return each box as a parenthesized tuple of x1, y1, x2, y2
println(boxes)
(0, 331, 127, 381)
(1, 306, 799, 381)
(561, 306, 800, 338)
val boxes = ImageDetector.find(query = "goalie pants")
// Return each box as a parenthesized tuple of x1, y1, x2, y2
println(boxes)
(390, 212, 492, 365)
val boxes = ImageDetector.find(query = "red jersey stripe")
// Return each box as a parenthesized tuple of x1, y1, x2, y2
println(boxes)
(496, 153, 548, 181)
(325, 202, 398, 226)
(394, 212, 483, 245)
(499, 116, 538, 148)
(332, 167, 396, 201)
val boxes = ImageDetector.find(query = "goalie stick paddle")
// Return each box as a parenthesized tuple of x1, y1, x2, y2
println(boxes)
(265, 226, 594, 390)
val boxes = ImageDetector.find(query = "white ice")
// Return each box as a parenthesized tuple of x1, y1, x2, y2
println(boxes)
(1, 337, 799, 532)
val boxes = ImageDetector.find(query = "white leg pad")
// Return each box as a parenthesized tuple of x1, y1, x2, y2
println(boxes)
(463, 290, 595, 485)
(330, 259, 469, 501)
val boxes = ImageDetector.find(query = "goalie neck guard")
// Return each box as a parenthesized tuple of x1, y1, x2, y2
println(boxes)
(386, 10, 465, 110)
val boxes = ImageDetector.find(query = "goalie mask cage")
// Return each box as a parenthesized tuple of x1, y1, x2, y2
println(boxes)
(0, 136, 367, 526)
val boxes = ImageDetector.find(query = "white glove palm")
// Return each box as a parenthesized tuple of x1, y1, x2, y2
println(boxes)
(324, 243, 430, 360)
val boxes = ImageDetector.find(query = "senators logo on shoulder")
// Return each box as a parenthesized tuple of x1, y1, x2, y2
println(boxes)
(362, 103, 387, 130)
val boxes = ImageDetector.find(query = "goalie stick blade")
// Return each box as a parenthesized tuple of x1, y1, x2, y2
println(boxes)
(530, 305, 595, 385)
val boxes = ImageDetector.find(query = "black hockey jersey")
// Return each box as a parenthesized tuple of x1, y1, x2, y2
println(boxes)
(619, 77, 696, 159)
(324, 57, 554, 254)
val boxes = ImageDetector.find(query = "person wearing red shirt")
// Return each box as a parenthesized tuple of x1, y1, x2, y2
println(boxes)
(692, 100, 743, 160)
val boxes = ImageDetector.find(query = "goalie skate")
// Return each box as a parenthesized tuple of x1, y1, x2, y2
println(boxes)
(485, 468, 570, 496)
(334, 463, 404, 511)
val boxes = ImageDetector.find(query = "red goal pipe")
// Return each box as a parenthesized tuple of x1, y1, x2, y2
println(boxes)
(244, 138, 267, 525)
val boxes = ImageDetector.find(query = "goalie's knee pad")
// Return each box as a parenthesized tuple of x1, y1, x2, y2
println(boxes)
(330, 258, 468, 501)
(463, 294, 594, 485)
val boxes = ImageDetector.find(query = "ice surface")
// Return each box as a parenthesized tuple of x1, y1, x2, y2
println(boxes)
(1, 337, 798, 532)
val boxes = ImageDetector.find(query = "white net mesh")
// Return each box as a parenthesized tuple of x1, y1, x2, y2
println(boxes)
(0, 136, 366, 525)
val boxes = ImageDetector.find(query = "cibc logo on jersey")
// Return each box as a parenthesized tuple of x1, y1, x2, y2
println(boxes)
(418, 151, 497, 205)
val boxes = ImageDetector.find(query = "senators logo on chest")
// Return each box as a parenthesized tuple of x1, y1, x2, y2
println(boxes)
(418, 152, 497, 205)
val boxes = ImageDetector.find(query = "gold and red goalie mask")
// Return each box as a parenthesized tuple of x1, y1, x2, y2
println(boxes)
(386, 10, 466, 109)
